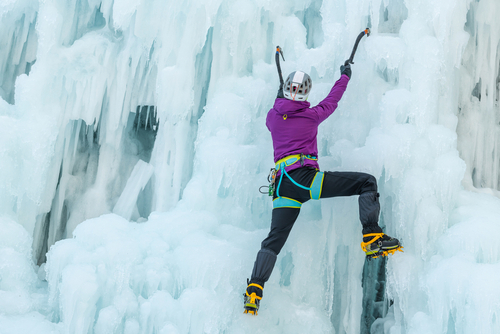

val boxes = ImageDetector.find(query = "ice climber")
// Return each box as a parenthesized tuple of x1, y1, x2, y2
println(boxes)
(243, 47, 402, 315)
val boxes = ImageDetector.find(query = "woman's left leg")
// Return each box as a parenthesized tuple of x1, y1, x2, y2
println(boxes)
(250, 207, 301, 287)
(319, 171, 383, 234)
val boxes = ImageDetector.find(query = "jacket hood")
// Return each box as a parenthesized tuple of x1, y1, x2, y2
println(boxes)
(273, 98, 311, 115)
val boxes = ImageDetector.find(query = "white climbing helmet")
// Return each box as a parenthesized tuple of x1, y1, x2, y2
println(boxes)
(284, 71, 312, 101)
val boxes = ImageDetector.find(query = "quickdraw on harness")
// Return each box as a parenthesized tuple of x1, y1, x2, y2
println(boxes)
(259, 168, 277, 196)
(271, 154, 325, 209)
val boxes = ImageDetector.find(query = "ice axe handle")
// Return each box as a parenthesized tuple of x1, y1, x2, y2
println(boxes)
(344, 28, 370, 66)
(275, 46, 285, 98)
(275, 46, 285, 86)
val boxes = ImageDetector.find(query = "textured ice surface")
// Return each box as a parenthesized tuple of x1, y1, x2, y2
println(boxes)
(1, 0, 500, 333)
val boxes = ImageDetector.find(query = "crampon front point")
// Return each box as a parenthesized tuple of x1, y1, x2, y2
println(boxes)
(243, 306, 258, 315)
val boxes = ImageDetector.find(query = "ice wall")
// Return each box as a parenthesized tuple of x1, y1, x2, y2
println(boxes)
(457, 0, 500, 193)
(1, 0, 500, 333)
(0, 0, 38, 104)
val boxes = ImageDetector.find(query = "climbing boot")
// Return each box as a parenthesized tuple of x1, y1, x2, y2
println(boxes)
(243, 280, 263, 315)
(361, 233, 403, 259)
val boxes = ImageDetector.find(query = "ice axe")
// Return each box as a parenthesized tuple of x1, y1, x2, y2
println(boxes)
(275, 46, 285, 86)
(344, 28, 370, 66)
(275, 46, 286, 98)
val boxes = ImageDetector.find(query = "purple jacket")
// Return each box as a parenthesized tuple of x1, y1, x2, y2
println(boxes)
(266, 74, 350, 173)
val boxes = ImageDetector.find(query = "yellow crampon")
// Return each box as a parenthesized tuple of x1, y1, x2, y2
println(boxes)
(369, 246, 404, 259)
(360, 233, 384, 253)
(360, 233, 404, 259)
(243, 283, 263, 316)
(243, 307, 258, 315)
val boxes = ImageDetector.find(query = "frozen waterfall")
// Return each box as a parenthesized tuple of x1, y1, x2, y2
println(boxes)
(0, 0, 499, 333)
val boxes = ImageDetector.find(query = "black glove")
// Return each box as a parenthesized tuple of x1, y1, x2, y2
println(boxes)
(340, 63, 351, 79)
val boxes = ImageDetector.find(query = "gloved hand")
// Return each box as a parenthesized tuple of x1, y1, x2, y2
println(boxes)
(340, 63, 351, 79)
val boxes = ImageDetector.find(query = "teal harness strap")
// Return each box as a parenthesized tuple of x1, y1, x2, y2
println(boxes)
(273, 154, 323, 209)
(309, 172, 324, 200)
(279, 156, 300, 168)
(275, 154, 317, 171)
(276, 169, 284, 198)
(283, 167, 311, 191)
(273, 197, 302, 209)
(275, 161, 312, 197)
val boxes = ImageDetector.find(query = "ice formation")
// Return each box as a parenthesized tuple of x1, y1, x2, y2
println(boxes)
(0, 0, 499, 333)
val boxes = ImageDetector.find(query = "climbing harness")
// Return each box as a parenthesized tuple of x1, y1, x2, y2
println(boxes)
(271, 154, 325, 209)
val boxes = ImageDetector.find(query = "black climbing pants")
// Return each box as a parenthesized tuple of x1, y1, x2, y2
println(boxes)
(250, 167, 382, 286)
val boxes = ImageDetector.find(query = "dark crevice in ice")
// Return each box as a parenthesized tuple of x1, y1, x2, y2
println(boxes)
(376, 58, 399, 85)
(378, 0, 408, 34)
(496, 44, 500, 103)
(458, 0, 500, 191)
(295, 0, 324, 49)
(245, 47, 254, 75)
(464, 3, 476, 36)
(35, 212, 51, 265)
(447, 310, 457, 334)
(63, 1, 107, 46)
(217, 172, 229, 198)
(170, 26, 213, 202)
(361, 256, 388, 333)
(360, 174, 392, 333)
(32, 15, 161, 262)
(89, 4, 106, 31)
(123, 106, 159, 219)
(472, 78, 482, 101)
(330, 245, 349, 332)
(34, 119, 102, 264)
(471, 167, 486, 188)
(56, 202, 69, 246)
(194, 27, 213, 121)
(0, 12, 38, 104)
(137, 179, 154, 219)
(130, 106, 159, 163)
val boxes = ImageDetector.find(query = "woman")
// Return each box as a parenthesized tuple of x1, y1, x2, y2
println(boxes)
(244, 63, 402, 315)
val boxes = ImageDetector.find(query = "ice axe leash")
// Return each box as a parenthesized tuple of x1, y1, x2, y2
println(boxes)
(344, 28, 370, 66)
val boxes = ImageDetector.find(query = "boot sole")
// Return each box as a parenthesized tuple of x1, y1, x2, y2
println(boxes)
(366, 245, 404, 258)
